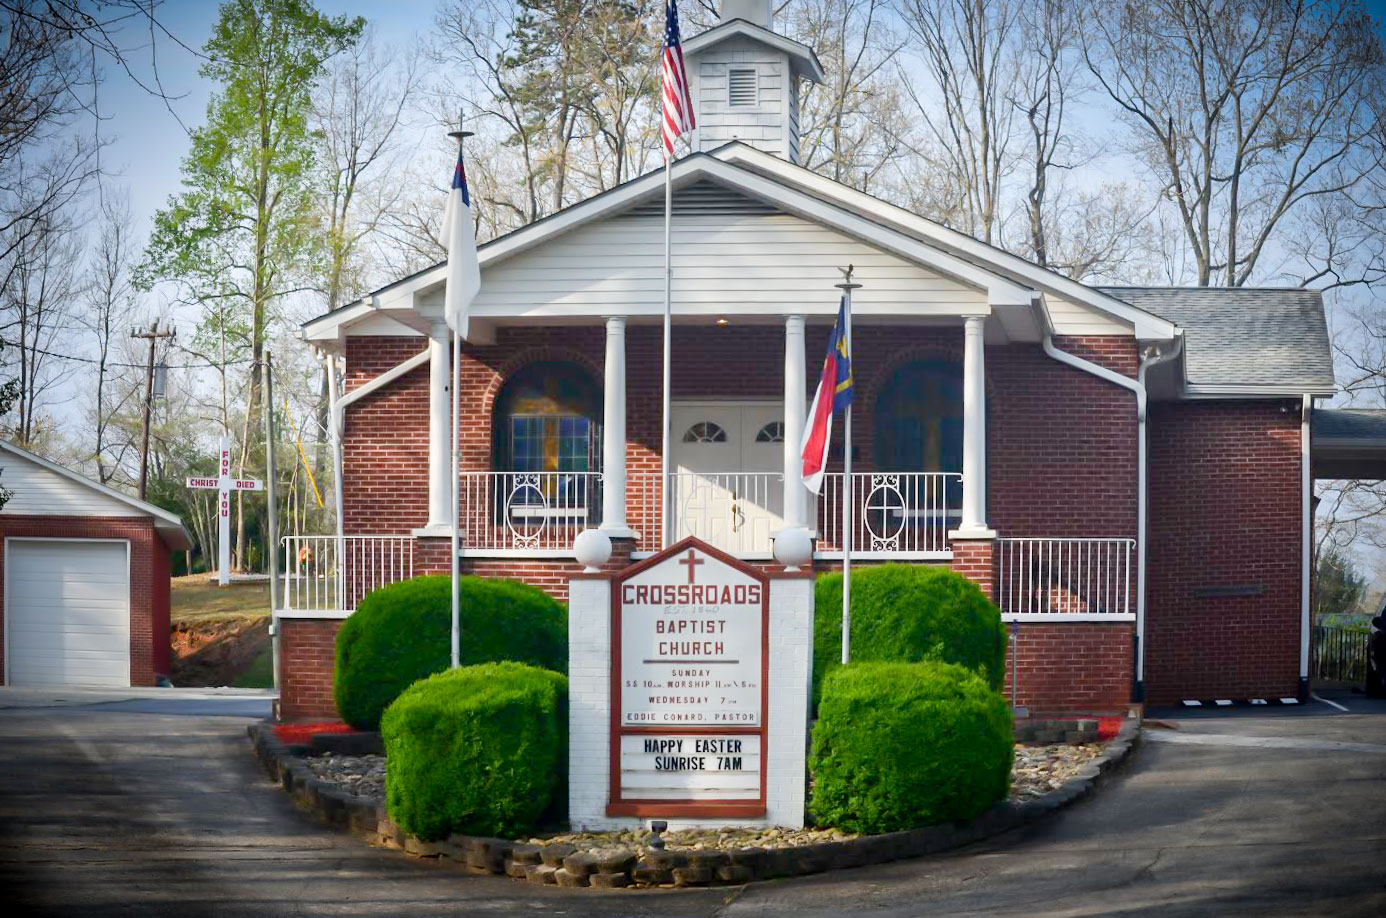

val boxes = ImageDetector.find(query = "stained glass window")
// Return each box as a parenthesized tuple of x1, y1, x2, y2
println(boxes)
(874, 360, 963, 473)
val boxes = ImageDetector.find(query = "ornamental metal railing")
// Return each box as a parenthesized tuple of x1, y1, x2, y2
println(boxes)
(815, 472, 961, 557)
(1312, 625, 1369, 685)
(279, 535, 415, 614)
(457, 470, 602, 553)
(996, 537, 1135, 620)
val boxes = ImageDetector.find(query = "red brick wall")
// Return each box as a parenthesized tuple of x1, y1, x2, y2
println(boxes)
(279, 618, 344, 721)
(0, 516, 166, 687)
(342, 329, 1139, 545)
(988, 339, 1139, 541)
(1146, 400, 1304, 704)
(1001, 623, 1135, 714)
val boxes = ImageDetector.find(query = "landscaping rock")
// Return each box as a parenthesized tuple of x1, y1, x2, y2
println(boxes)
(562, 851, 599, 877)
(539, 843, 577, 867)
(630, 861, 671, 885)
(505, 860, 528, 879)
(716, 865, 754, 884)
(509, 843, 543, 865)
(554, 867, 589, 887)
(593, 847, 637, 873)
(525, 864, 558, 885)
(590, 871, 631, 888)
(672, 866, 712, 887)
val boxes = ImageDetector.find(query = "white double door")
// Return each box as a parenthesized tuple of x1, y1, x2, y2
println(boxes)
(670, 402, 785, 555)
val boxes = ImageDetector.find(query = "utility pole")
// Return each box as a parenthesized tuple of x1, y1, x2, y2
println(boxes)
(132, 320, 176, 500)
(263, 353, 282, 698)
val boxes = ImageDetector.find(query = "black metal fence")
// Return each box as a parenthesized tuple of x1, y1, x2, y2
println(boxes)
(1312, 625, 1370, 685)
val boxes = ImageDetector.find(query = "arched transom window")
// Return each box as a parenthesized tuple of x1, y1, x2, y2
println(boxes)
(683, 421, 728, 444)
(755, 421, 785, 443)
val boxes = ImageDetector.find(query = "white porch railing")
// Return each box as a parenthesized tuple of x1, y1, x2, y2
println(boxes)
(457, 471, 601, 554)
(279, 535, 415, 614)
(995, 537, 1135, 620)
(816, 472, 960, 558)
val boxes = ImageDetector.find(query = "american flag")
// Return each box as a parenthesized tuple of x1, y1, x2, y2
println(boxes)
(661, 0, 695, 156)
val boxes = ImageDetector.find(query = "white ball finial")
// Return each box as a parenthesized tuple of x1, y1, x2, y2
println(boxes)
(773, 527, 814, 572)
(574, 529, 613, 573)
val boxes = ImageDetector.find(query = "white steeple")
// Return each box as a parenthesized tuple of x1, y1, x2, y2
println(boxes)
(682, 1, 824, 164)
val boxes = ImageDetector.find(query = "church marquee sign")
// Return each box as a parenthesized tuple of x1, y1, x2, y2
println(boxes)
(608, 537, 768, 818)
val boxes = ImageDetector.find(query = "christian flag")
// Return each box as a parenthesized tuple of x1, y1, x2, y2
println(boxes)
(801, 298, 854, 493)
(441, 145, 481, 337)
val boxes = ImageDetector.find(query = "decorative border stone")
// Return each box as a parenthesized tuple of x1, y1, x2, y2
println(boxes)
(248, 719, 1140, 888)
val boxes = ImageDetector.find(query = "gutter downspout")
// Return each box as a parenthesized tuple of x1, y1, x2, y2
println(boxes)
(325, 352, 347, 614)
(1041, 320, 1183, 705)
(1300, 393, 1312, 701)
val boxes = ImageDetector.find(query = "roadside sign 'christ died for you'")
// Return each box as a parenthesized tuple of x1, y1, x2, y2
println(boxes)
(609, 541, 769, 818)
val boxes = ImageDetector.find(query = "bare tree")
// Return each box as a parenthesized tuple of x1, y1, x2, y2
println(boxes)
(1083, 0, 1386, 287)
(895, 0, 1022, 245)
(0, 206, 81, 447)
(791, 0, 910, 193)
(80, 191, 143, 482)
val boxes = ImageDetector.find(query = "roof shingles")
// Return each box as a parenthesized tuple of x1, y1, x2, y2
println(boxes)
(1097, 286, 1335, 393)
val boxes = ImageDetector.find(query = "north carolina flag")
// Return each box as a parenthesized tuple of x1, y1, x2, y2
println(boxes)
(441, 145, 480, 337)
(801, 298, 854, 493)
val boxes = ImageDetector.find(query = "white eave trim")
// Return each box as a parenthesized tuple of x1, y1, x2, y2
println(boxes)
(0, 440, 193, 550)
(713, 144, 1177, 340)
(1183, 383, 1337, 399)
(303, 153, 1044, 335)
(683, 19, 825, 83)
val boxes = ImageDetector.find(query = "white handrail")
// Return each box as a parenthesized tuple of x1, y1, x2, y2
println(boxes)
(996, 537, 1136, 620)
(280, 535, 415, 614)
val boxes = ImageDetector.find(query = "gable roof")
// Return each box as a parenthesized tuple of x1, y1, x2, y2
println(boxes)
(682, 18, 825, 83)
(1098, 287, 1336, 397)
(303, 144, 1177, 345)
(0, 440, 193, 549)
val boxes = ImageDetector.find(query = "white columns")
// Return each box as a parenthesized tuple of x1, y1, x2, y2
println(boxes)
(424, 321, 452, 532)
(954, 315, 995, 539)
(782, 315, 807, 529)
(600, 316, 635, 537)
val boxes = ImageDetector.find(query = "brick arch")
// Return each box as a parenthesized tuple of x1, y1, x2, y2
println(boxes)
(480, 345, 604, 416)
(863, 340, 997, 405)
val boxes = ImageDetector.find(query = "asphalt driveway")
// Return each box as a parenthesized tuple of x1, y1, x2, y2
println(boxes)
(0, 687, 1383, 917)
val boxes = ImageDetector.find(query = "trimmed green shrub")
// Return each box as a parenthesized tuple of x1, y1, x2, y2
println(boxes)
(809, 661, 1012, 834)
(813, 564, 1004, 704)
(334, 575, 566, 730)
(382, 662, 567, 840)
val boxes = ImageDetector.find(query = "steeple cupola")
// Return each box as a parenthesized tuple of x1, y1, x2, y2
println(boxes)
(682, 1, 824, 164)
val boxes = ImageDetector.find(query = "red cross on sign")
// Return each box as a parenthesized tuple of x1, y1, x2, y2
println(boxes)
(679, 548, 704, 584)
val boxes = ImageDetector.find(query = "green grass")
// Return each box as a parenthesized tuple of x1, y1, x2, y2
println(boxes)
(171, 575, 269, 625)
(231, 646, 275, 688)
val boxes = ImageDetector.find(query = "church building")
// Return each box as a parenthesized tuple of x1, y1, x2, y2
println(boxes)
(284, 2, 1344, 722)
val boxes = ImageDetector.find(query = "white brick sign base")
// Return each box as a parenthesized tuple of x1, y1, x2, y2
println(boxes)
(568, 576, 814, 832)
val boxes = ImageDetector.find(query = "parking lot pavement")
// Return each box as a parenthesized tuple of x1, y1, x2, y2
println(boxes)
(1, 691, 1383, 917)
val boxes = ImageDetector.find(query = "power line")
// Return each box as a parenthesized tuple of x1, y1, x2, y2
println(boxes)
(0, 337, 256, 370)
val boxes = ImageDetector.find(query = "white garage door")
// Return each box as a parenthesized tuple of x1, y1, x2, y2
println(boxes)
(6, 540, 130, 686)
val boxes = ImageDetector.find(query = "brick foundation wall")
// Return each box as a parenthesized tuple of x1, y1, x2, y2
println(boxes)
(279, 618, 345, 722)
(1001, 623, 1135, 714)
(1146, 400, 1304, 704)
(0, 516, 169, 687)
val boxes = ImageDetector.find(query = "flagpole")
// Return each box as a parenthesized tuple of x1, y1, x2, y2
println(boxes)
(448, 124, 475, 670)
(661, 150, 672, 549)
(836, 267, 860, 665)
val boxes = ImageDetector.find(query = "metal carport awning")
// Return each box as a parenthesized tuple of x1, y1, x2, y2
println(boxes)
(1313, 408, 1386, 479)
